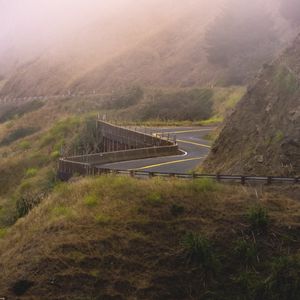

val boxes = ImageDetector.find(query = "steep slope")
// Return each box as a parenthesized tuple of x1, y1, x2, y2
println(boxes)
(204, 35, 300, 176)
(0, 0, 296, 97)
(0, 176, 299, 299)
(0, 1, 221, 97)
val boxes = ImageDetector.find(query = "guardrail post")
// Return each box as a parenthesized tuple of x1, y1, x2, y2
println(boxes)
(130, 170, 135, 178)
(267, 177, 272, 185)
(149, 172, 154, 178)
(241, 176, 245, 185)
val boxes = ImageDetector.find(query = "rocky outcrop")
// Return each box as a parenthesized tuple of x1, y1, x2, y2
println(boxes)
(204, 36, 300, 176)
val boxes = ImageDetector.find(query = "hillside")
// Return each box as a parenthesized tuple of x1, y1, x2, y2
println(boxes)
(0, 0, 297, 97)
(204, 35, 300, 176)
(0, 176, 299, 299)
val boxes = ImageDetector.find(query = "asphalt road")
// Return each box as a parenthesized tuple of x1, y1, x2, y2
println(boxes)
(96, 126, 214, 174)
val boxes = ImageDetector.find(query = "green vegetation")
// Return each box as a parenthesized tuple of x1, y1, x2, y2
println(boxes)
(25, 168, 38, 178)
(101, 86, 245, 125)
(102, 86, 144, 109)
(234, 239, 257, 266)
(274, 65, 299, 95)
(40, 116, 81, 148)
(0, 100, 44, 123)
(0, 228, 7, 239)
(0, 176, 298, 299)
(0, 126, 39, 146)
(247, 205, 270, 231)
(18, 140, 31, 150)
(138, 89, 213, 121)
(182, 232, 219, 274)
(261, 256, 300, 300)
(84, 194, 98, 207)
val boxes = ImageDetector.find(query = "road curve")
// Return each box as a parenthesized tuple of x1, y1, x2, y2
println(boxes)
(96, 126, 214, 174)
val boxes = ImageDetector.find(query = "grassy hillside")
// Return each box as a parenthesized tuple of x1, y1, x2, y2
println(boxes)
(0, 86, 244, 228)
(0, 176, 299, 299)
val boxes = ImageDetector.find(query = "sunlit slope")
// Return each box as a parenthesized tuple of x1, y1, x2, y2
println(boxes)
(0, 3, 220, 97)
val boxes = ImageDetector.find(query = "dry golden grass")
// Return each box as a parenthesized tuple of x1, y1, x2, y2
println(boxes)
(0, 176, 299, 299)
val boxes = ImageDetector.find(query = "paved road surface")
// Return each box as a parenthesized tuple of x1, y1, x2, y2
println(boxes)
(96, 126, 214, 174)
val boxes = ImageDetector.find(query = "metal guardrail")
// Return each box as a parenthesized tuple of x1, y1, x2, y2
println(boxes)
(0, 91, 110, 104)
(58, 166, 299, 185)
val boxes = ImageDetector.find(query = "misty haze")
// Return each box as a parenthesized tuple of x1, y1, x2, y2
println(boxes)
(0, 0, 299, 299)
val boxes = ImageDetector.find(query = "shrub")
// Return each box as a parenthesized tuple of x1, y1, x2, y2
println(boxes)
(147, 192, 163, 206)
(84, 195, 98, 207)
(50, 150, 60, 159)
(0, 100, 44, 123)
(25, 168, 38, 178)
(0, 228, 7, 239)
(16, 194, 43, 218)
(0, 127, 39, 146)
(139, 89, 213, 121)
(18, 140, 31, 150)
(190, 178, 218, 193)
(170, 204, 185, 217)
(234, 239, 257, 265)
(182, 233, 219, 274)
(247, 206, 269, 231)
(95, 214, 111, 225)
(102, 86, 144, 109)
(40, 117, 80, 148)
(257, 256, 300, 300)
(52, 205, 72, 218)
(233, 271, 260, 298)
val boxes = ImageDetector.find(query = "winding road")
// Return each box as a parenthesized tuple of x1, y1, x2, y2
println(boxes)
(96, 126, 214, 173)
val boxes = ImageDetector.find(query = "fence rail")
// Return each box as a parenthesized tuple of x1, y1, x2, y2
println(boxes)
(58, 166, 299, 185)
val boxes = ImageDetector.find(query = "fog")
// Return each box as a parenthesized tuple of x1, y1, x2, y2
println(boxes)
(0, 0, 297, 83)
(0, 0, 223, 73)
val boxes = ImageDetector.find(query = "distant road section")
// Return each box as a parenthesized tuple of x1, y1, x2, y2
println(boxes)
(96, 126, 214, 173)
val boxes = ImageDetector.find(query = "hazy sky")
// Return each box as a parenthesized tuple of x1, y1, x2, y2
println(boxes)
(0, 0, 221, 68)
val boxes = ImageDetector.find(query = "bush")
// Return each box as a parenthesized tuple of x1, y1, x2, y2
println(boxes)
(95, 214, 111, 225)
(257, 256, 300, 300)
(52, 205, 73, 218)
(234, 239, 257, 265)
(0, 127, 39, 146)
(139, 89, 213, 121)
(147, 192, 163, 206)
(40, 117, 81, 148)
(170, 204, 185, 217)
(0, 228, 7, 239)
(190, 178, 218, 193)
(18, 140, 31, 150)
(247, 206, 269, 231)
(102, 86, 144, 109)
(50, 150, 60, 159)
(0, 100, 44, 123)
(25, 168, 38, 178)
(84, 195, 98, 207)
(182, 233, 219, 274)
(16, 193, 43, 218)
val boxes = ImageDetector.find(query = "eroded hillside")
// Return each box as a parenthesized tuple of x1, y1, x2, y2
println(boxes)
(204, 35, 300, 176)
